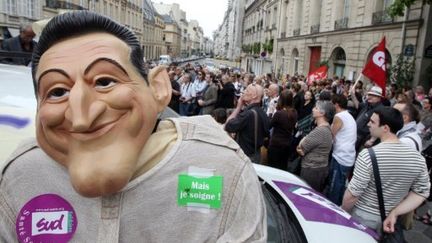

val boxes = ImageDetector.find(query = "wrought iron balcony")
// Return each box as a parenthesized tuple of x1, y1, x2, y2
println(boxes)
(293, 28, 300, 36)
(280, 32, 286, 38)
(45, 0, 86, 10)
(272, 24, 276, 29)
(310, 24, 320, 34)
(372, 10, 394, 25)
(334, 17, 348, 30)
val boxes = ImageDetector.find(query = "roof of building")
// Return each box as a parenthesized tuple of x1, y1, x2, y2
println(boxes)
(162, 14, 175, 24)
(143, 0, 155, 23)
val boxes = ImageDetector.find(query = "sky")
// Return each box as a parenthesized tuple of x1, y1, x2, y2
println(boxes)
(153, 0, 228, 38)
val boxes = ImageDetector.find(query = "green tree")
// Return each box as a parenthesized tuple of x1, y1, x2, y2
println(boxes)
(263, 39, 274, 54)
(252, 42, 261, 54)
(389, 55, 416, 88)
(388, 0, 432, 17)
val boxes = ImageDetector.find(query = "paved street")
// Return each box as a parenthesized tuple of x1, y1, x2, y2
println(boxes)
(405, 202, 432, 243)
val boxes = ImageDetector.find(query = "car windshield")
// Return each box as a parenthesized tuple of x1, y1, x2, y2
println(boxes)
(262, 182, 307, 243)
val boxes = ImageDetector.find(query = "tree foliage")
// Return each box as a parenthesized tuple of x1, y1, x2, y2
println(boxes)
(389, 55, 416, 88)
(263, 39, 274, 54)
(252, 42, 261, 54)
(388, 0, 432, 17)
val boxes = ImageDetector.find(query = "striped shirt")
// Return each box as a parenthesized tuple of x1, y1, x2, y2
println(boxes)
(300, 125, 333, 168)
(348, 142, 430, 216)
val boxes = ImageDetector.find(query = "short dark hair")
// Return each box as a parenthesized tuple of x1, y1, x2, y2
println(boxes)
(374, 106, 403, 134)
(401, 103, 420, 123)
(331, 94, 348, 109)
(292, 83, 301, 92)
(277, 90, 294, 110)
(319, 90, 332, 101)
(212, 108, 227, 124)
(32, 11, 147, 95)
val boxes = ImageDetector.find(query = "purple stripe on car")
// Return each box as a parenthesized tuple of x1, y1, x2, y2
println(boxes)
(0, 115, 30, 129)
(273, 180, 379, 240)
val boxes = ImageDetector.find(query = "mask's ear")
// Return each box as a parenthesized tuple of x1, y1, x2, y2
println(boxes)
(148, 65, 172, 112)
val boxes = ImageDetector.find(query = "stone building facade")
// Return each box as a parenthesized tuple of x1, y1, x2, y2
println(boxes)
(241, 0, 272, 74)
(161, 14, 181, 57)
(275, 0, 431, 87)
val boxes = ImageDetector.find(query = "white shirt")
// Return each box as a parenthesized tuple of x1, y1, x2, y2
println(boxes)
(332, 110, 357, 167)
(266, 96, 279, 117)
(397, 121, 422, 151)
(191, 79, 207, 98)
(180, 83, 193, 100)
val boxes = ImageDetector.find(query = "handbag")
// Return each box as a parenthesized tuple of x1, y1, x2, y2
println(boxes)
(368, 148, 405, 243)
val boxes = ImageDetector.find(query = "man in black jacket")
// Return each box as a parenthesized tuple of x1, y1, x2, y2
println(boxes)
(351, 86, 384, 151)
(1, 23, 36, 65)
(225, 84, 270, 163)
(216, 75, 236, 109)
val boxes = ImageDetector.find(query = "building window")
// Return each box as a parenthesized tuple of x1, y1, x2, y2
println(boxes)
(330, 47, 346, 77)
(343, 0, 350, 18)
(383, 0, 393, 10)
(7, 0, 17, 15)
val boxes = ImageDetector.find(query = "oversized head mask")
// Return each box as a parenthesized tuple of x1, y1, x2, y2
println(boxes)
(32, 12, 171, 197)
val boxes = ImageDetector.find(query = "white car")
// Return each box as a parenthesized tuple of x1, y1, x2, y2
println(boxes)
(257, 164, 378, 242)
(0, 64, 36, 164)
(0, 63, 377, 243)
(159, 55, 172, 65)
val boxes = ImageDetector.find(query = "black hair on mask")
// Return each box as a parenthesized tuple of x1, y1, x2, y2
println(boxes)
(31, 11, 148, 95)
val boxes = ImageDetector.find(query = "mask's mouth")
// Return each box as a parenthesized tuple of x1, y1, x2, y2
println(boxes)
(69, 121, 117, 141)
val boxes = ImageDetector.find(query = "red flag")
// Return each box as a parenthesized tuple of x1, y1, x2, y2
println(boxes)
(307, 65, 328, 85)
(362, 37, 387, 95)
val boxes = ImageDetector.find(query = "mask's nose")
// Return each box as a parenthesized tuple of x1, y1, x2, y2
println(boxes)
(65, 81, 106, 132)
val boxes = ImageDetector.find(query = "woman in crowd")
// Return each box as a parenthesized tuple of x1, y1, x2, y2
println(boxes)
(216, 75, 236, 110)
(268, 90, 298, 170)
(198, 72, 218, 115)
(415, 85, 426, 102)
(296, 101, 335, 192)
(190, 70, 208, 115)
(297, 90, 316, 121)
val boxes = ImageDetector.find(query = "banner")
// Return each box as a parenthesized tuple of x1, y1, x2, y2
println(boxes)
(362, 37, 387, 95)
(307, 65, 328, 85)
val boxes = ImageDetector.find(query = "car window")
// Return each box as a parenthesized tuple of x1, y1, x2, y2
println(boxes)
(262, 182, 307, 243)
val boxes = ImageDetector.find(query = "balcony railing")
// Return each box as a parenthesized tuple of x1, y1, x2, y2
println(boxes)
(293, 28, 300, 36)
(334, 17, 348, 30)
(280, 32, 286, 38)
(45, 0, 86, 10)
(372, 10, 394, 25)
(272, 24, 276, 29)
(310, 24, 320, 34)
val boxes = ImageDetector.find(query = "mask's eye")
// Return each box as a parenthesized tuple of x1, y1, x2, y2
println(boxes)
(47, 87, 69, 100)
(95, 78, 117, 89)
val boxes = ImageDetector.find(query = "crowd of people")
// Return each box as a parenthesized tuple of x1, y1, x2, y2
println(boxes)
(166, 62, 432, 238)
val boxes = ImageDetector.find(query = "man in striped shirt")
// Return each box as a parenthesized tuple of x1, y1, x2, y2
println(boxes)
(342, 106, 430, 236)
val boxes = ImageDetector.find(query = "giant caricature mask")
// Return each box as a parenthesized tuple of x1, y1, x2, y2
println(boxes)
(35, 32, 171, 197)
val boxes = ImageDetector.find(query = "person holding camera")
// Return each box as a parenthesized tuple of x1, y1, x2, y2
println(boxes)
(179, 74, 194, 116)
